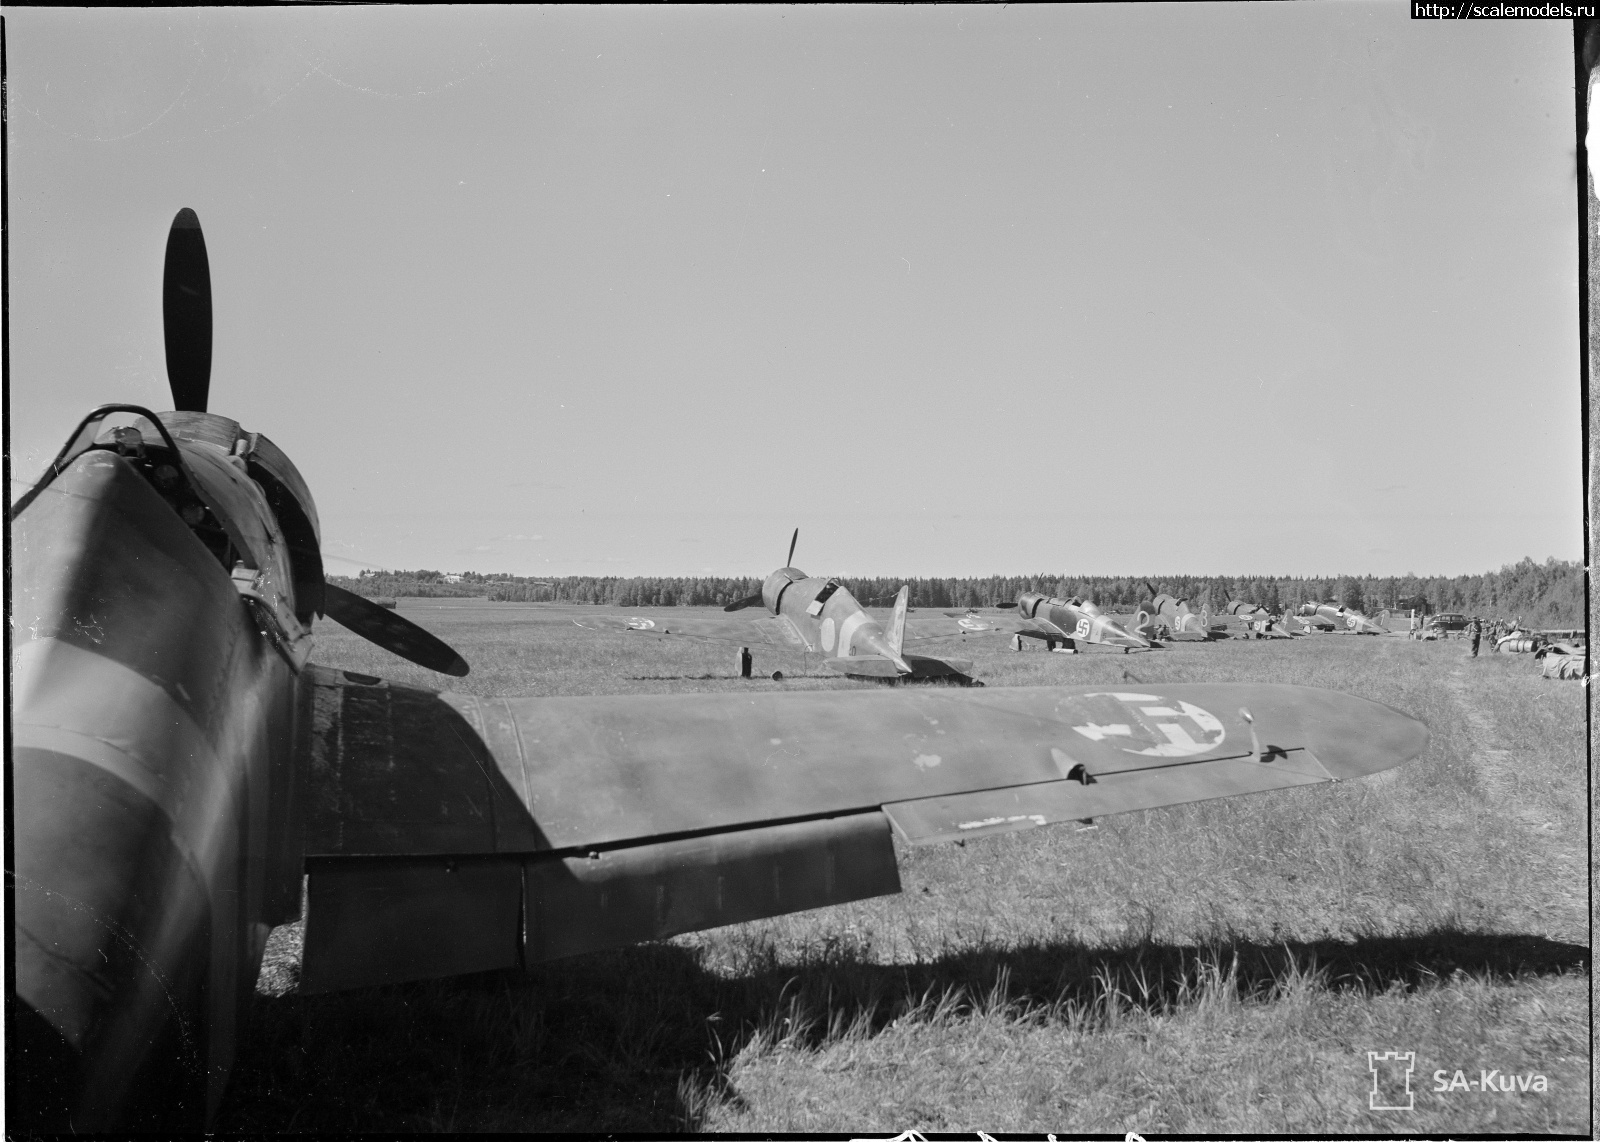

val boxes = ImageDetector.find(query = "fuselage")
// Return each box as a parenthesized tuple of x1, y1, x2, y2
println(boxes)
(11, 408, 317, 1129)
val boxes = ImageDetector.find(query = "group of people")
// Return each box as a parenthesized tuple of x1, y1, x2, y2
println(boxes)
(1406, 615, 1525, 657)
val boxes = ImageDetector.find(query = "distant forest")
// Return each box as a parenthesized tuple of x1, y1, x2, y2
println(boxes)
(333, 557, 1584, 628)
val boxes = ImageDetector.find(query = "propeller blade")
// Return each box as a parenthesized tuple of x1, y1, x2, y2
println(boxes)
(724, 593, 764, 612)
(786, 527, 799, 568)
(995, 601, 1019, 610)
(162, 208, 213, 413)
(322, 582, 469, 676)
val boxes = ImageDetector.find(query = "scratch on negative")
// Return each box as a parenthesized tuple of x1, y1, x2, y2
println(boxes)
(11, 877, 195, 1054)
(957, 814, 1046, 831)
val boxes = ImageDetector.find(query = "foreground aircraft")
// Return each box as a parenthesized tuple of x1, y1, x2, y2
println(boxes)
(573, 531, 976, 682)
(940, 593, 1152, 653)
(1297, 602, 1392, 635)
(9, 211, 1431, 1131)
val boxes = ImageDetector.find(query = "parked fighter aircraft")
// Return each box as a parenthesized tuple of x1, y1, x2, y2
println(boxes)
(572, 531, 976, 682)
(940, 593, 1152, 653)
(1134, 586, 1228, 642)
(9, 210, 1431, 1131)
(1292, 607, 1338, 633)
(1297, 602, 1391, 635)
(1219, 600, 1301, 639)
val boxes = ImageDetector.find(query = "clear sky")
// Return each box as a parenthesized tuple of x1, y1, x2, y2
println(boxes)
(6, 5, 1581, 579)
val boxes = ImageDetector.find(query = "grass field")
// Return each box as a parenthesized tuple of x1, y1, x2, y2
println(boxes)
(217, 601, 1589, 1134)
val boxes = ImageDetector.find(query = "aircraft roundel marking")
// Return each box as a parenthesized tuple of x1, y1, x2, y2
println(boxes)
(1074, 618, 1091, 639)
(958, 616, 985, 631)
(820, 617, 837, 652)
(837, 610, 870, 656)
(1078, 692, 1226, 757)
(626, 618, 656, 630)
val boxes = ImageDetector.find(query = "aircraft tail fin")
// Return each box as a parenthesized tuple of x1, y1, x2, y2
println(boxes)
(886, 585, 909, 658)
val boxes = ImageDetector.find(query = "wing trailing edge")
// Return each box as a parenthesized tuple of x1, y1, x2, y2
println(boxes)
(301, 812, 900, 994)
(883, 746, 1336, 845)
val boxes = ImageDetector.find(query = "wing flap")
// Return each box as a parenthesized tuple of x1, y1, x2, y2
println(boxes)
(883, 748, 1336, 845)
(299, 856, 523, 994)
(525, 811, 900, 962)
(299, 812, 900, 993)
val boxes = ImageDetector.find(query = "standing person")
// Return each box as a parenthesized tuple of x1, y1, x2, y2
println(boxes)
(1469, 618, 1482, 658)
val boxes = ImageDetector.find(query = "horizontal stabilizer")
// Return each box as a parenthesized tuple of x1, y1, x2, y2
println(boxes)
(822, 655, 903, 677)
(904, 654, 973, 678)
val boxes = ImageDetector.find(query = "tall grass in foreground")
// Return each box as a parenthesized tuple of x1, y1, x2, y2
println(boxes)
(218, 603, 1589, 1133)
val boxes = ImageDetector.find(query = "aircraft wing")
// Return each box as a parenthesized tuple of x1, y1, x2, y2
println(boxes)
(900, 611, 1012, 638)
(571, 611, 807, 649)
(295, 668, 1427, 994)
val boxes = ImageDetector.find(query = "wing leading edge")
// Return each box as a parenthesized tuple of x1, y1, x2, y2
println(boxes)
(295, 669, 1427, 993)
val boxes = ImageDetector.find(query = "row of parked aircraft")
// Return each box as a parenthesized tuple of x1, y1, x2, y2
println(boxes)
(10, 210, 1431, 1130)
(576, 559, 1401, 683)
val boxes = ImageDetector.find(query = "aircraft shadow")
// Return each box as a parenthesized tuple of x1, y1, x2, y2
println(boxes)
(218, 926, 1586, 1133)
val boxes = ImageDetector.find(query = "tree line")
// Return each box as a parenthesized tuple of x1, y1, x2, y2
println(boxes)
(334, 557, 1582, 627)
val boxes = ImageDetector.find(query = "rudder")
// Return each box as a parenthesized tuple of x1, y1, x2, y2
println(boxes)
(887, 586, 909, 658)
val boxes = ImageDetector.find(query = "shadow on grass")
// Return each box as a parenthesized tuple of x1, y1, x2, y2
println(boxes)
(216, 926, 1585, 1133)
(625, 674, 744, 681)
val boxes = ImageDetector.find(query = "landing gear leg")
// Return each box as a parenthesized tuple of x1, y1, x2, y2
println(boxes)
(737, 646, 753, 679)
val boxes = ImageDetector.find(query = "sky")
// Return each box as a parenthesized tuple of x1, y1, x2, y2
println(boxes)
(5, 5, 1582, 579)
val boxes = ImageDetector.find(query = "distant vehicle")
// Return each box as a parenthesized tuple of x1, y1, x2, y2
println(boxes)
(1427, 613, 1469, 632)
